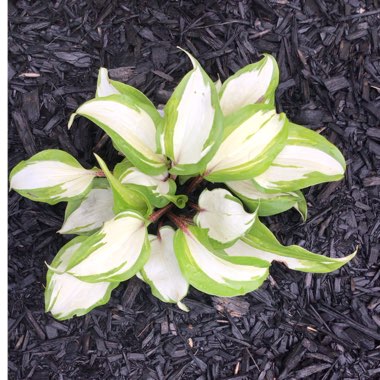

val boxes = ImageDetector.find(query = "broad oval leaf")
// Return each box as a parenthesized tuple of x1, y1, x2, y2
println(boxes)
(69, 94, 167, 175)
(252, 123, 346, 192)
(194, 188, 257, 245)
(140, 227, 189, 311)
(162, 49, 223, 175)
(65, 211, 150, 282)
(45, 236, 119, 321)
(9, 150, 96, 205)
(225, 219, 356, 273)
(174, 226, 269, 297)
(205, 106, 288, 182)
(59, 179, 115, 235)
(219, 54, 279, 116)
(226, 179, 307, 220)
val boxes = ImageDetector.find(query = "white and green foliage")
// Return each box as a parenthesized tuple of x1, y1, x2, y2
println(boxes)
(194, 188, 257, 245)
(10, 49, 354, 320)
(140, 226, 189, 311)
(45, 237, 119, 320)
(59, 179, 115, 235)
(9, 150, 97, 204)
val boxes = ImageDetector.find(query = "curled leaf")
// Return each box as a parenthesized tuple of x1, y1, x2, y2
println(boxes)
(194, 188, 257, 245)
(95, 154, 151, 217)
(226, 179, 307, 220)
(115, 159, 174, 208)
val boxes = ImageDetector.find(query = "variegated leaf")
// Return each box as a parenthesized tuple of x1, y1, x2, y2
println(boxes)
(114, 159, 173, 208)
(205, 106, 288, 182)
(226, 179, 307, 220)
(140, 227, 189, 311)
(114, 159, 187, 209)
(69, 95, 167, 175)
(59, 179, 115, 235)
(225, 219, 356, 273)
(174, 226, 269, 297)
(253, 123, 346, 192)
(96, 68, 120, 97)
(9, 150, 96, 205)
(194, 188, 257, 245)
(219, 54, 279, 116)
(162, 49, 223, 175)
(65, 211, 150, 282)
(45, 236, 119, 320)
(96, 67, 156, 109)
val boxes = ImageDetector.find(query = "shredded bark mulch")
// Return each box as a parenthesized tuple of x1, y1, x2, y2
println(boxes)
(8, 1, 380, 379)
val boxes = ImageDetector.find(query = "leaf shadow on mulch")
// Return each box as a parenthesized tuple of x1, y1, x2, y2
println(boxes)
(8, 1, 380, 379)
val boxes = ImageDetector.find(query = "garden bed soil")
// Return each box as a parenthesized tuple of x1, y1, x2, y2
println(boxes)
(8, 1, 380, 379)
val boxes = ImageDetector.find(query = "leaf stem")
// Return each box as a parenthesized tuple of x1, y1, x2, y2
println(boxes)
(186, 176, 204, 195)
(167, 212, 188, 231)
(188, 202, 202, 211)
(149, 203, 174, 223)
(148, 175, 204, 224)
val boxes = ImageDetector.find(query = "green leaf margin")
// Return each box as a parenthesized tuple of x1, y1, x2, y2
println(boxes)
(252, 123, 346, 193)
(9, 149, 96, 205)
(45, 236, 119, 321)
(162, 50, 223, 176)
(205, 105, 289, 182)
(174, 226, 270, 297)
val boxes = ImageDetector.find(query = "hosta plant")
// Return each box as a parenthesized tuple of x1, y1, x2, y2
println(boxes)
(10, 49, 355, 320)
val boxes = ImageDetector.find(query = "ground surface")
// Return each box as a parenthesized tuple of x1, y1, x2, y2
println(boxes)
(8, 1, 380, 379)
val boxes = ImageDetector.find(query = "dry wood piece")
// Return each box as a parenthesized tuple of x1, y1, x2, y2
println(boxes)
(54, 51, 92, 68)
(212, 297, 250, 317)
(108, 67, 135, 82)
(363, 177, 380, 187)
(11, 111, 37, 157)
(324, 76, 350, 93)
(121, 277, 142, 309)
(24, 308, 46, 341)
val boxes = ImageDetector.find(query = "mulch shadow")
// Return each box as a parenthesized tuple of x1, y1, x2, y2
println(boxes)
(8, 1, 380, 379)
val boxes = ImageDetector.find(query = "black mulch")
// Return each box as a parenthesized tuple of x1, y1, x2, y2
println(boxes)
(8, 1, 380, 379)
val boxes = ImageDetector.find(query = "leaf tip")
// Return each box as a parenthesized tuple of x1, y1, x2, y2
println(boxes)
(346, 246, 358, 262)
(68, 113, 77, 129)
(45, 261, 64, 275)
(177, 46, 198, 70)
(93, 153, 104, 168)
(177, 301, 189, 312)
